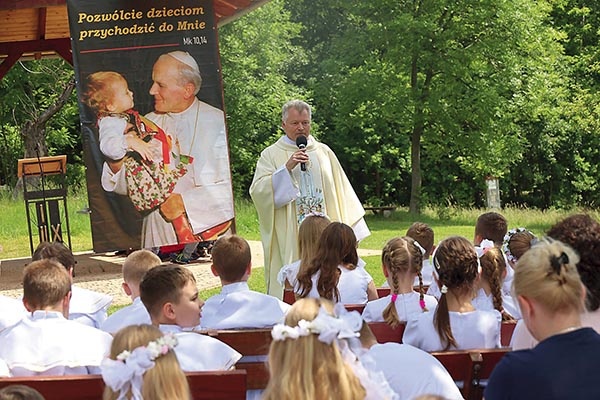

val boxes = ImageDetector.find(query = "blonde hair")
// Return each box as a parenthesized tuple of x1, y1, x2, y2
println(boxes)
(83, 71, 127, 113)
(103, 324, 190, 400)
(122, 250, 161, 286)
(514, 239, 583, 314)
(262, 298, 366, 400)
(381, 236, 427, 327)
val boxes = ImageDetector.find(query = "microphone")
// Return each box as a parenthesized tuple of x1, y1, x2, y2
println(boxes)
(296, 136, 307, 171)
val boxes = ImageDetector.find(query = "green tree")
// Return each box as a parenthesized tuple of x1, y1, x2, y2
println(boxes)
(219, 0, 307, 199)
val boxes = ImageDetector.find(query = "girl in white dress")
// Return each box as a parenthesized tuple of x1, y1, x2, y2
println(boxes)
(277, 213, 331, 289)
(363, 236, 437, 326)
(473, 243, 519, 320)
(403, 236, 501, 352)
(296, 222, 378, 304)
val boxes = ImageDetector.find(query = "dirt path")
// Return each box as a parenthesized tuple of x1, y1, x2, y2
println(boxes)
(0, 241, 380, 306)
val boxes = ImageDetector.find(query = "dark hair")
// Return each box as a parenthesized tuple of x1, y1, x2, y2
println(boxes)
(547, 214, 600, 311)
(432, 236, 479, 350)
(211, 235, 251, 282)
(140, 265, 196, 319)
(475, 212, 508, 246)
(296, 222, 358, 302)
(31, 241, 76, 273)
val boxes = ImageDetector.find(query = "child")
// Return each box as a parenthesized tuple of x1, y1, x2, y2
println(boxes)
(511, 214, 600, 349)
(295, 222, 378, 304)
(263, 298, 396, 400)
(362, 237, 437, 326)
(502, 227, 537, 268)
(200, 235, 290, 329)
(0, 259, 112, 376)
(403, 236, 501, 351)
(406, 222, 435, 286)
(0, 385, 45, 400)
(101, 324, 190, 400)
(31, 241, 112, 329)
(358, 321, 462, 400)
(139, 264, 241, 371)
(100, 250, 162, 334)
(473, 243, 519, 320)
(277, 213, 331, 289)
(83, 71, 194, 243)
(485, 239, 600, 400)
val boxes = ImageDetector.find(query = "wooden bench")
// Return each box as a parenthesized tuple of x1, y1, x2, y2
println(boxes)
(0, 370, 248, 400)
(200, 329, 272, 391)
(432, 347, 510, 400)
(500, 321, 517, 347)
(368, 321, 405, 343)
(283, 289, 295, 305)
(363, 206, 396, 216)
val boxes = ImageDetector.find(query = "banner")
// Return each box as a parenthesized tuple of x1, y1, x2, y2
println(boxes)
(66, 0, 235, 252)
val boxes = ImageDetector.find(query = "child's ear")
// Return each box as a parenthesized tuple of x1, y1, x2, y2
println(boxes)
(245, 261, 252, 277)
(163, 302, 177, 322)
(122, 282, 132, 296)
(210, 264, 219, 277)
(106, 102, 117, 112)
(22, 298, 33, 312)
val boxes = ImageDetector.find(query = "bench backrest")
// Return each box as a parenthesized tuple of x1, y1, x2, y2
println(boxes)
(368, 321, 405, 343)
(202, 328, 273, 356)
(0, 370, 248, 400)
(432, 347, 510, 400)
(283, 289, 296, 305)
(500, 321, 517, 347)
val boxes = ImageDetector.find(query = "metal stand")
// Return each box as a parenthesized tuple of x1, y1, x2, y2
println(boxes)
(18, 155, 71, 256)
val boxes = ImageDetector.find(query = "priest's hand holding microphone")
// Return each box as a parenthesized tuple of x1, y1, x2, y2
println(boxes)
(285, 135, 309, 172)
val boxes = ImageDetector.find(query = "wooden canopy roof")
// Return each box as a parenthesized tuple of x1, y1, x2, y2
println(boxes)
(0, 0, 269, 79)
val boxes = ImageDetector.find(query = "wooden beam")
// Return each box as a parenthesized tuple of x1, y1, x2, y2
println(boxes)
(0, 0, 65, 11)
(0, 37, 72, 79)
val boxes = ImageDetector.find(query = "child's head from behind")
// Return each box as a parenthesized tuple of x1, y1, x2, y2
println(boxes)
(210, 235, 251, 283)
(503, 228, 536, 265)
(264, 298, 365, 400)
(546, 214, 600, 312)
(298, 222, 357, 301)
(140, 265, 201, 328)
(83, 71, 134, 114)
(381, 236, 427, 325)
(316, 222, 358, 267)
(475, 212, 507, 246)
(31, 241, 75, 274)
(432, 236, 479, 350)
(23, 259, 71, 313)
(102, 324, 190, 400)
(122, 249, 162, 298)
(0, 385, 45, 400)
(515, 239, 583, 335)
(298, 213, 331, 263)
(406, 222, 434, 257)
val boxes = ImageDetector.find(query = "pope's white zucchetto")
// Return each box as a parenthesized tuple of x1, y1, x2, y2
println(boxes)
(167, 51, 200, 73)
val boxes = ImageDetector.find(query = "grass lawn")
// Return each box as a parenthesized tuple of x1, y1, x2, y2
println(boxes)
(3, 189, 599, 300)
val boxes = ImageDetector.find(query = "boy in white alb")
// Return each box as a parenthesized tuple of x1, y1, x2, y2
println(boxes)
(0, 295, 27, 332)
(201, 235, 290, 329)
(100, 249, 162, 334)
(32, 241, 112, 328)
(140, 264, 241, 371)
(358, 322, 463, 400)
(0, 260, 112, 376)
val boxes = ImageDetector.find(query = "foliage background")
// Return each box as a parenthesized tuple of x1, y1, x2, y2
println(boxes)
(1, 0, 600, 212)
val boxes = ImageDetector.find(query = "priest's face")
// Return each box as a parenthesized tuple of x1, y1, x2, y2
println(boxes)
(282, 108, 311, 142)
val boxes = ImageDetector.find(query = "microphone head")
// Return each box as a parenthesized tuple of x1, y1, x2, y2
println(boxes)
(296, 135, 308, 148)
